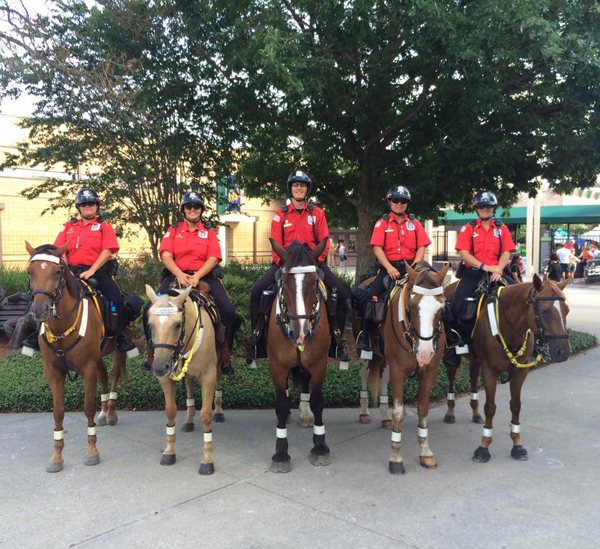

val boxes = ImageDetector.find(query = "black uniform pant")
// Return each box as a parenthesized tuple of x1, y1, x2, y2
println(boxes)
(362, 261, 407, 313)
(69, 264, 123, 306)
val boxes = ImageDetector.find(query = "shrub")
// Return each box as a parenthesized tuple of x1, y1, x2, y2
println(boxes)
(0, 267, 29, 296)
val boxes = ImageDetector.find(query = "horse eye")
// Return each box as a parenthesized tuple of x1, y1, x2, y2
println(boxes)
(174, 322, 182, 330)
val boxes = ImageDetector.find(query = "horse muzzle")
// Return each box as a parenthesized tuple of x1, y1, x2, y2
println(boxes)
(31, 302, 51, 322)
(548, 340, 571, 363)
(415, 341, 435, 366)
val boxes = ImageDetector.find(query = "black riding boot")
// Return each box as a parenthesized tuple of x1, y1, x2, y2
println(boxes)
(443, 303, 464, 348)
(329, 298, 349, 361)
(115, 306, 137, 355)
(140, 302, 153, 371)
(356, 317, 373, 351)
(245, 300, 267, 362)
(221, 315, 242, 376)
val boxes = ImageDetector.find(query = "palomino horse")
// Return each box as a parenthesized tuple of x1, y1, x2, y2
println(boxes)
(267, 238, 330, 473)
(354, 262, 450, 474)
(26, 242, 133, 472)
(145, 284, 220, 474)
(442, 275, 570, 462)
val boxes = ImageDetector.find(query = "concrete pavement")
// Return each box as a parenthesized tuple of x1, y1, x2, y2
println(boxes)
(1, 284, 599, 549)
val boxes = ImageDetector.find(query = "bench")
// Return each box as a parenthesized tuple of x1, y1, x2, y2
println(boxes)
(0, 301, 30, 335)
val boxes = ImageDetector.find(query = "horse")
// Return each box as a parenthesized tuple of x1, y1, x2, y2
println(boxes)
(442, 274, 570, 462)
(145, 283, 220, 474)
(26, 242, 133, 472)
(353, 261, 450, 474)
(267, 238, 331, 473)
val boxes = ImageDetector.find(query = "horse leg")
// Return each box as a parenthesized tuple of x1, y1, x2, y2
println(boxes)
(309, 365, 330, 466)
(443, 364, 458, 424)
(213, 378, 225, 423)
(417, 365, 440, 469)
(158, 376, 178, 466)
(45, 366, 66, 473)
(96, 359, 109, 427)
(83, 365, 100, 466)
(473, 362, 497, 463)
(270, 371, 292, 473)
(470, 359, 484, 424)
(388, 363, 407, 475)
(299, 368, 314, 428)
(358, 359, 371, 424)
(379, 362, 391, 429)
(509, 370, 529, 461)
(198, 372, 217, 475)
(181, 376, 196, 432)
(107, 353, 124, 426)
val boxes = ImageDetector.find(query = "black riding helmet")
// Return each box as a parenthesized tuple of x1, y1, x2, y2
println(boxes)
(287, 169, 312, 197)
(386, 185, 411, 203)
(75, 188, 100, 207)
(472, 190, 499, 210)
(180, 191, 205, 214)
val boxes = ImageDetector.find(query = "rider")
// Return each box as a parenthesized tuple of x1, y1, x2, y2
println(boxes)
(246, 169, 350, 362)
(154, 191, 240, 375)
(356, 185, 431, 351)
(444, 190, 516, 367)
(54, 188, 136, 354)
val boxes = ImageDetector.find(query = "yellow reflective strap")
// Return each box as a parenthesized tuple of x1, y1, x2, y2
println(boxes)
(170, 302, 200, 381)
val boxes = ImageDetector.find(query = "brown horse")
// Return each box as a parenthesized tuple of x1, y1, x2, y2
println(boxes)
(26, 242, 132, 473)
(353, 262, 450, 474)
(442, 275, 570, 462)
(267, 238, 330, 473)
(145, 284, 219, 474)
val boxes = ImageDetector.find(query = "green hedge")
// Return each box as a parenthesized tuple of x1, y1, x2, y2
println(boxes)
(0, 329, 595, 413)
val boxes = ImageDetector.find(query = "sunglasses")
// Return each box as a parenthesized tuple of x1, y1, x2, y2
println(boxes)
(184, 203, 202, 210)
(389, 198, 409, 205)
(476, 206, 494, 210)
(79, 201, 97, 208)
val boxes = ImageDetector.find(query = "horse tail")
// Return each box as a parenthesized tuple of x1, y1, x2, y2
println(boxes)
(368, 356, 383, 403)
(290, 366, 302, 393)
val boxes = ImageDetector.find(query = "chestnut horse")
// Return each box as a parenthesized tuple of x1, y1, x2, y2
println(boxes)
(442, 275, 570, 462)
(26, 242, 132, 472)
(267, 238, 330, 473)
(145, 284, 220, 474)
(353, 262, 450, 474)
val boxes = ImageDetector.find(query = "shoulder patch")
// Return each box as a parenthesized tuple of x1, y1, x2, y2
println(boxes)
(198, 230, 208, 239)
(307, 216, 316, 225)
(273, 213, 281, 223)
(91, 223, 101, 231)
(164, 231, 171, 238)
(460, 226, 467, 233)
(375, 221, 381, 228)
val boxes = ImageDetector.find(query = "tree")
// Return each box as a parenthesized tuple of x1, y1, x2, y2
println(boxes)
(177, 0, 600, 275)
(0, 0, 234, 258)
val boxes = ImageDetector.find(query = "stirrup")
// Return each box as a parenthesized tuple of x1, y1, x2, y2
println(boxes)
(356, 330, 371, 351)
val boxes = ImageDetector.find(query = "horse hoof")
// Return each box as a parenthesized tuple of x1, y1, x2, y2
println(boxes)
(381, 420, 392, 430)
(388, 461, 405, 475)
(359, 414, 371, 424)
(84, 454, 100, 466)
(473, 446, 491, 463)
(181, 422, 194, 432)
(96, 416, 108, 427)
(270, 460, 292, 473)
(160, 454, 176, 466)
(511, 445, 528, 461)
(107, 417, 118, 426)
(213, 413, 225, 423)
(199, 462, 215, 475)
(472, 415, 484, 424)
(309, 453, 330, 466)
(299, 418, 314, 428)
(420, 456, 437, 469)
(46, 461, 63, 473)
(443, 414, 456, 424)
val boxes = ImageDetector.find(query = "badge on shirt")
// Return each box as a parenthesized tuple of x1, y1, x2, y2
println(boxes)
(91, 224, 101, 231)
(283, 222, 293, 228)
(401, 230, 405, 236)
(385, 228, 394, 233)
(406, 222, 415, 231)
(307, 216, 316, 225)
(473, 233, 479, 238)
(273, 214, 280, 223)
(176, 233, 183, 238)
(198, 231, 208, 239)
(494, 228, 501, 238)
(67, 228, 74, 234)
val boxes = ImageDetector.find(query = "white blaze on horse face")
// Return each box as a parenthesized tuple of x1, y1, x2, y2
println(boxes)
(415, 295, 443, 365)
(294, 273, 307, 344)
(553, 300, 566, 331)
(41, 262, 48, 270)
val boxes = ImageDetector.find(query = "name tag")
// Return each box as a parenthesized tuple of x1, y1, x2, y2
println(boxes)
(198, 231, 208, 239)
(385, 229, 394, 233)
(283, 222, 293, 228)
(91, 224, 101, 231)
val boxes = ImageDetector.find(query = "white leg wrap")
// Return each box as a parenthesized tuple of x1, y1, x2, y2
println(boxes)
(166, 425, 176, 436)
(276, 428, 287, 439)
(87, 426, 97, 436)
(248, 360, 257, 369)
(186, 399, 195, 407)
(214, 390, 223, 398)
(313, 425, 325, 436)
(470, 392, 479, 400)
(379, 395, 389, 404)
(447, 392, 455, 401)
(391, 431, 402, 443)
(109, 392, 118, 401)
(300, 392, 310, 402)
(203, 431, 213, 443)
(339, 361, 349, 370)
(360, 390, 368, 399)
(101, 393, 110, 402)
(418, 427, 428, 438)
(53, 430, 64, 441)
(483, 427, 493, 438)
(510, 423, 521, 434)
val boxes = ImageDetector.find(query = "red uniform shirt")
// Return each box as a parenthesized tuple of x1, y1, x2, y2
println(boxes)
(54, 217, 119, 266)
(369, 213, 431, 261)
(455, 219, 515, 266)
(159, 221, 222, 272)
(271, 203, 330, 264)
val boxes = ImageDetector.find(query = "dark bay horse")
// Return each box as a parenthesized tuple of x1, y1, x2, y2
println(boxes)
(442, 275, 570, 462)
(267, 238, 330, 473)
(354, 262, 450, 474)
(145, 284, 220, 474)
(26, 242, 131, 472)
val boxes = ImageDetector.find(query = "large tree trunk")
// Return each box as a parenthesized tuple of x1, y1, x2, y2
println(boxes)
(354, 172, 383, 281)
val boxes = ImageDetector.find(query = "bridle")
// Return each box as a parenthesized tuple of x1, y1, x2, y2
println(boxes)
(525, 286, 569, 355)
(28, 253, 73, 319)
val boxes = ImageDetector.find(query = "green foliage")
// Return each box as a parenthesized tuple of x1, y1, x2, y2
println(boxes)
(0, 329, 595, 413)
(0, 268, 29, 296)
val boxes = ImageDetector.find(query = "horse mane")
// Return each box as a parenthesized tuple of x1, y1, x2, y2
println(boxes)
(283, 240, 316, 269)
(34, 244, 80, 297)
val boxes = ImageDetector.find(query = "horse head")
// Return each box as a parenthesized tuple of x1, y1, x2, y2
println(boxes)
(527, 274, 570, 363)
(270, 238, 327, 349)
(25, 241, 73, 321)
(404, 261, 450, 366)
(145, 284, 193, 377)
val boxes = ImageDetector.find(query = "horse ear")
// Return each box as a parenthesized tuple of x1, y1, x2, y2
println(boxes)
(25, 241, 36, 257)
(558, 278, 568, 290)
(533, 273, 543, 291)
(172, 285, 192, 306)
(309, 238, 328, 260)
(56, 242, 69, 257)
(437, 262, 451, 282)
(405, 261, 417, 280)
(145, 284, 159, 304)
(270, 238, 286, 261)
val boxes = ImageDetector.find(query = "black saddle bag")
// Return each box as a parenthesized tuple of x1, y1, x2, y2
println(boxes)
(364, 298, 387, 324)
(458, 295, 479, 327)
